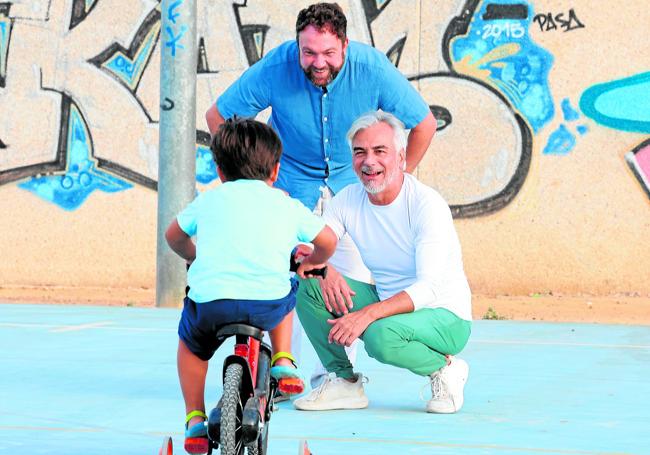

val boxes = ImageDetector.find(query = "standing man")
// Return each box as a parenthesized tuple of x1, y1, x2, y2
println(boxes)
(206, 2, 436, 385)
(294, 111, 472, 413)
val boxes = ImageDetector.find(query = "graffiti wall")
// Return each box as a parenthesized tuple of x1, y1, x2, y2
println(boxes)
(1, 0, 648, 296)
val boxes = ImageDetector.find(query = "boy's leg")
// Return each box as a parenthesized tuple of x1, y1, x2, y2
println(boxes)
(269, 311, 295, 368)
(296, 276, 379, 380)
(290, 310, 302, 362)
(362, 308, 471, 376)
(177, 339, 208, 427)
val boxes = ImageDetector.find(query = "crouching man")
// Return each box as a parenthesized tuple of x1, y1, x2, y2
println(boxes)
(294, 111, 472, 413)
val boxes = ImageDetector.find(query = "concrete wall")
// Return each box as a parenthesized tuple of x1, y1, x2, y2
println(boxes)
(1, 0, 648, 296)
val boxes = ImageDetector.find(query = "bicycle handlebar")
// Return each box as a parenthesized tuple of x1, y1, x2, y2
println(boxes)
(290, 255, 328, 279)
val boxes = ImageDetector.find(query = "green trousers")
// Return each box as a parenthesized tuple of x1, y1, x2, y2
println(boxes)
(296, 276, 472, 379)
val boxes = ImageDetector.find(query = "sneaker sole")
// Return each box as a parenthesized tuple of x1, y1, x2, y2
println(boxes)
(294, 396, 369, 411)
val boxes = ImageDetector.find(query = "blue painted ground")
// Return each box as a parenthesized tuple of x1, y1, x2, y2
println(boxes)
(1, 303, 649, 454)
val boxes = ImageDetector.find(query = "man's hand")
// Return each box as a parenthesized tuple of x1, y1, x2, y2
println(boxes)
(327, 310, 373, 347)
(318, 265, 356, 315)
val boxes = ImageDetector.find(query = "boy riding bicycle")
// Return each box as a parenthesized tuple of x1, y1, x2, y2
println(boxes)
(165, 118, 337, 454)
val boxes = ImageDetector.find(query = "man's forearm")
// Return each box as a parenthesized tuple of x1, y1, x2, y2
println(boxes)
(405, 111, 436, 173)
(363, 291, 415, 322)
(205, 103, 226, 137)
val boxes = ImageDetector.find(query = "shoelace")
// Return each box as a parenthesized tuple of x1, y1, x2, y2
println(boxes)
(419, 372, 446, 402)
(305, 373, 336, 401)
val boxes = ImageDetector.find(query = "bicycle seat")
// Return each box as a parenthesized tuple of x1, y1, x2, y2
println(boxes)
(216, 324, 264, 341)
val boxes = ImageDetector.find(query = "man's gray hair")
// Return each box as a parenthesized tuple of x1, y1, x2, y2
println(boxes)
(346, 110, 408, 153)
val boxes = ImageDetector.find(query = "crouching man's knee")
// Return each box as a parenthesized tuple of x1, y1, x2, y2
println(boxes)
(362, 320, 403, 366)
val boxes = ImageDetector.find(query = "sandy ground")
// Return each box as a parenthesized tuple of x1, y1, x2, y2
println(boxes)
(1, 286, 649, 325)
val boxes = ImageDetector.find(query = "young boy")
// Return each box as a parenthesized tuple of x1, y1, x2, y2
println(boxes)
(165, 118, 337, 454)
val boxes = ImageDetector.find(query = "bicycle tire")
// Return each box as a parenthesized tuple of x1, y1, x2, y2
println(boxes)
(221, 363, 245, 455)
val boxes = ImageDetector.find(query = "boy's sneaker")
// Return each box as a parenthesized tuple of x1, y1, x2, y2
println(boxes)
(426, 356, 469, 413)
(294, 373, 369, 411)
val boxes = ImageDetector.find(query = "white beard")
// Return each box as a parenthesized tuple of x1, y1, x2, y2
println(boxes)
(358, 165, 396, 194)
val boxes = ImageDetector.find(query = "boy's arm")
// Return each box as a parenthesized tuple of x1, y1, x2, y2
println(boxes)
(165, 219, 196, 264)
(296, 226, 337, 278)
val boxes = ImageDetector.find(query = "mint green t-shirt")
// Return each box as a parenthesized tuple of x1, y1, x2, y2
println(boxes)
(177, 180, 325, 303)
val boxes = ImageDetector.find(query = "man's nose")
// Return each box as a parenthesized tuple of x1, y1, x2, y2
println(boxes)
(313, 54, 326, 68)
(362, 153, 378, 166)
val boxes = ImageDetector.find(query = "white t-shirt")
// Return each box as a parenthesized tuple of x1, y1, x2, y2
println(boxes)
(323, 174, 472, 321)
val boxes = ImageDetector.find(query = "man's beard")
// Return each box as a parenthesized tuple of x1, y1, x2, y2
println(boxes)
(303, 64, 341, 87)
(357, 165, 397, 195)
(302, 53, 344, 87)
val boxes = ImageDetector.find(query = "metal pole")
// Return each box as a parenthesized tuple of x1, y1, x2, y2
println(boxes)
(156, 0, 197, 307)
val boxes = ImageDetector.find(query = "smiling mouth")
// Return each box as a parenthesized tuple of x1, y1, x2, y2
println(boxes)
(362, 169, 383, 179)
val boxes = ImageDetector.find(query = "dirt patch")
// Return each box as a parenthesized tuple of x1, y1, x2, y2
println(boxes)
(472, 294, 650, 325)
(1, 286, 649, 325)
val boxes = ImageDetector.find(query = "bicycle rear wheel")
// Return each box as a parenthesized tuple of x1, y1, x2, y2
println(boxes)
(221, 363, 245, 455)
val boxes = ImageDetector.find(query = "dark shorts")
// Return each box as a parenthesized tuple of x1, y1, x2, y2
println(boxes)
(178, 279, 298, 361)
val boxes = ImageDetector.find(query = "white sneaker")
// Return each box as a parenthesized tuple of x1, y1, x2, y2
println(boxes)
(426, 356, 469, 413)
(294, 373, 369, 411)
(310, 342, 359, 389)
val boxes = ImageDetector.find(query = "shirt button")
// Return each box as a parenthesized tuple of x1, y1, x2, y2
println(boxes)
(325, 157, 330, 162)
(323, 116, 328, 122)
(323, 93, 328, 98)
(325, 138, 329, 143)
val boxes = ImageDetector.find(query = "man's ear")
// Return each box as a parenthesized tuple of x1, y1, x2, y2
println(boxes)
(342, 37, 349, 52)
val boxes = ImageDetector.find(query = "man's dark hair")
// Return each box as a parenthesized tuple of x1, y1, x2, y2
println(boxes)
(211, 117, 282, 181)
(296, 3, 347, 42)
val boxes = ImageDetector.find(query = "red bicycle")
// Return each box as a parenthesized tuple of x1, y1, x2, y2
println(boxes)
(160, 262, 325, 455)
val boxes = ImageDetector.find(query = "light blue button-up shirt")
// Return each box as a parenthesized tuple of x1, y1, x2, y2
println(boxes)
(217, 40, 430, 210)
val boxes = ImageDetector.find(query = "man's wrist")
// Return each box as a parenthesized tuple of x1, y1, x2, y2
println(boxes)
(362, 303, 381, 322)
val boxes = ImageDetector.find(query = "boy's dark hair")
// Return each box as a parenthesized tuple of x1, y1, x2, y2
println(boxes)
(211, 117, 282, 181)
(296, 3, 347, 42)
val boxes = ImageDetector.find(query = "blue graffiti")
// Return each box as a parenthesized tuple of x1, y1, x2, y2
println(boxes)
(168, 0, 182, 24)
(104, 29, 157, 89)
(542, 98, 586, 155)
(165, 25, 187, 57)
(0, 18, 9, 80)
(19, 105, 132, 210)
(561, 98, 579, 121)
(196, 145, 218, 184)
(543, 124, 575, 155)
(579, 71, 650, 133)
(451, 0, 555, 132)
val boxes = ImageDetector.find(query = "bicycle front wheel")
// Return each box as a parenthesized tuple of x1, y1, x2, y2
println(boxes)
(221, 363, 245, 455)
